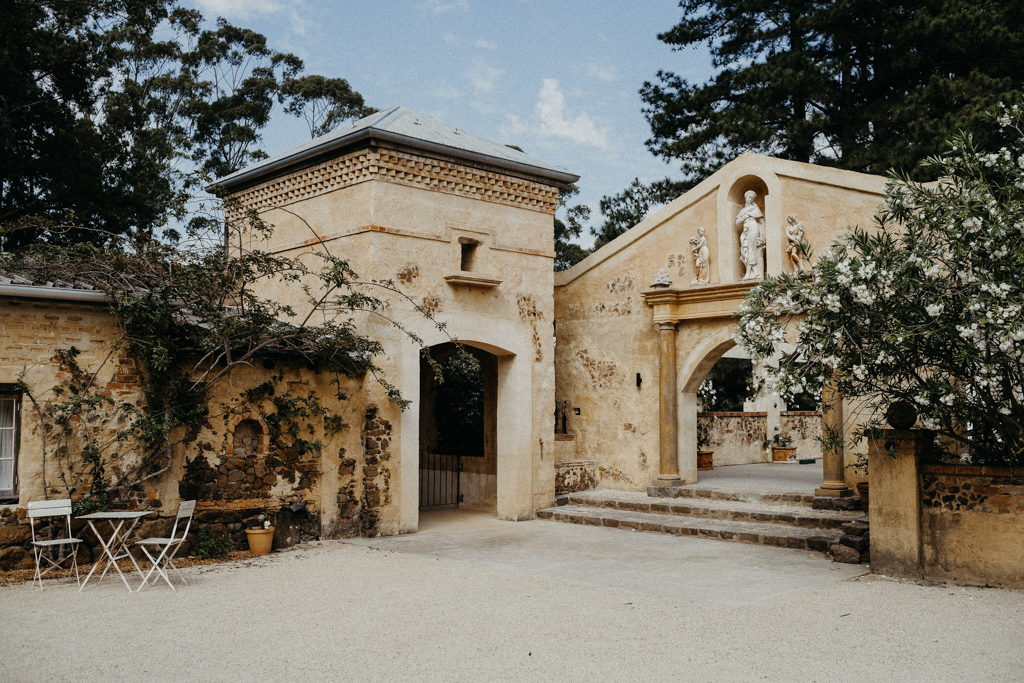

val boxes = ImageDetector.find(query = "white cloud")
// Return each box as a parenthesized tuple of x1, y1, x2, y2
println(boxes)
(467, 57, 502, 93)
(421, 0, 470, 13)
(533, 79, 608, 149)
(473, 38, 497, 49)
(586, 63, 616, 81)
(192, 0, 310, 35)
(443, 33, 459, 45)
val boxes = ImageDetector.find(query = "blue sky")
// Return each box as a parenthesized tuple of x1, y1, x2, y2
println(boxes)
(187, 0, 713, 247)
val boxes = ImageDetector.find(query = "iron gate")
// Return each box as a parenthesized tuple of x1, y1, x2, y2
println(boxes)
(419, 450, 463, 508)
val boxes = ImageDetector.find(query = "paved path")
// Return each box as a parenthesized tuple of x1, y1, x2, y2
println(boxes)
(3, 511, 1022, 682)
(693, 460, 825, 494)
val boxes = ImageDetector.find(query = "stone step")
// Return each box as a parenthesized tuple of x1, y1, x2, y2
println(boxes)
(646, 484, 816, 507)
(560, 489, 866, 530)
(536, 505, 844, 551)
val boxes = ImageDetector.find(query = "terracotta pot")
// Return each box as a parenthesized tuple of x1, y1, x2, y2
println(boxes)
(245, 527, 274, 556)
(856, 482, 869, 513)
(697, 451, 714, 471)
(772, 447, 796, 462)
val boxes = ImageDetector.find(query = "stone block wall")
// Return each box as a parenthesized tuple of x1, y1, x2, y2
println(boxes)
(919, 463, 1024, 588)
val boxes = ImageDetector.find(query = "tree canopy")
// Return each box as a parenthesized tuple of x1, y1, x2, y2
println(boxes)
(641, 0, 1024, 190)
(0, 0, 373, 247)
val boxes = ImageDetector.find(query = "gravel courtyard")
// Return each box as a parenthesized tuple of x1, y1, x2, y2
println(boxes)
(3, 512, 1022, 682)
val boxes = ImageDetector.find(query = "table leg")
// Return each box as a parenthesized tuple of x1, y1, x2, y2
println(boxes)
(80, 520, 120, 591)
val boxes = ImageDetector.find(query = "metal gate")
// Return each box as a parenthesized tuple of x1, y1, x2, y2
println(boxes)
(419, 450, 463, 508)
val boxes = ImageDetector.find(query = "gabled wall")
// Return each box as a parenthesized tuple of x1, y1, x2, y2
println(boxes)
(554, 154, 887, 490)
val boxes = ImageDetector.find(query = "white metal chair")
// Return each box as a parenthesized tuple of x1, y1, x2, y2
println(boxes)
(27, 498, 83, 591)
(135, 500, 196, 592)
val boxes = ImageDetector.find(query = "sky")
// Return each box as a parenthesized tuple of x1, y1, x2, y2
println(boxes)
(186, 0, 714, 248)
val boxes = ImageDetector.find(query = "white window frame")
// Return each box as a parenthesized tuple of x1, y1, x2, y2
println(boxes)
(0, 388, 21, 500)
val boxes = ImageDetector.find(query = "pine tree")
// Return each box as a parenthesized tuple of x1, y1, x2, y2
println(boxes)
(641, 0, 1024, 187)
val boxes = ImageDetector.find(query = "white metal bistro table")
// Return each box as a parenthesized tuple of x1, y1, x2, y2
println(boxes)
(77, 510, 152, 592)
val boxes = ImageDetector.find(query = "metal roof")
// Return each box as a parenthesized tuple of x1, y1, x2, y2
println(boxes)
(211, 105, 580, 192)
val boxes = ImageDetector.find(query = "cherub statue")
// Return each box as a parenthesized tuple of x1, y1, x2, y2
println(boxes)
(785, 213, 807, 272)
(689, 227, 710, 284)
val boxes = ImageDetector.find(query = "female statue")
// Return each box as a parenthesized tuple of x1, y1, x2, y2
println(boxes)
(689, 227, 710, 284)
(735, 190, 765, 280)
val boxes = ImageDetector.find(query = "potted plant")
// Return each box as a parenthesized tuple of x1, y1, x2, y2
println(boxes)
(764, 426, 796, 462)
(697, 414, 714, 470)
(244, 512, 275, 556)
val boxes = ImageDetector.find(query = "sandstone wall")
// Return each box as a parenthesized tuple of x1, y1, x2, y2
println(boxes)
(555, 154, 886, 490)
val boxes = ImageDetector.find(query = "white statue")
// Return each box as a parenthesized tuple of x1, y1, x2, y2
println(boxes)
(736, 190, 766, 280)
(786, 213, 806, 272)
(689, 227, 710, 284)
(650, 268, 672, 288)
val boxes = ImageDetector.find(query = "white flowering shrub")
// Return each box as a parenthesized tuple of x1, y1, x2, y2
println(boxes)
(734, 106, 1024, 466)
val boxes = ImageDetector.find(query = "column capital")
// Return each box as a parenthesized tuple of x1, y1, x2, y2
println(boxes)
(657, 321, 678, 332)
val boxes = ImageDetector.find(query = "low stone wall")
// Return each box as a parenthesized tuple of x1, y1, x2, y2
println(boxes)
(555, 460, 598, 494)
(781, 411, 823, 461)
(699, 412, 767, 466)
(870, 430, 1024, 589)
(698, 412, 822, 467)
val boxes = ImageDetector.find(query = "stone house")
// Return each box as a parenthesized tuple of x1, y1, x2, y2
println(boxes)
(4, 106, 1020, 587)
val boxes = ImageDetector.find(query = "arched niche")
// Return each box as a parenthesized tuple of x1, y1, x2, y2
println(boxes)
(227, 412, 270, 458)
(720, 175, 770, 284)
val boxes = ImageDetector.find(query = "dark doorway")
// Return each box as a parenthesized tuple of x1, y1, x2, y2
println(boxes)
(419, 344, 498, 511)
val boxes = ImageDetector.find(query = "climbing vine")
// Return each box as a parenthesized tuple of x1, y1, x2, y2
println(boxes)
(1, 196, 448, 505)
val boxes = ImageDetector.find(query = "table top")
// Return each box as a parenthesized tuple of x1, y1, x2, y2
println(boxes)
(77, 510, 153, 520)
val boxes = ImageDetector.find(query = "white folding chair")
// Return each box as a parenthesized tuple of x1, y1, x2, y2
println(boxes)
(136, 500, 195, 592)
(27, 499, 83, 591)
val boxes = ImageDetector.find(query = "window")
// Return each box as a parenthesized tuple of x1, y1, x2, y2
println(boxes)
(0, 389, 20, 499)
(459, 237, 481, 271)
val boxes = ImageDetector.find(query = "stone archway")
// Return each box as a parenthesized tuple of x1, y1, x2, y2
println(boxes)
(643, 282, 843, 495)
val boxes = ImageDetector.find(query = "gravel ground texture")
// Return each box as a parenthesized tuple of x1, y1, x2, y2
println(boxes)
(3, 513, 1023, 682)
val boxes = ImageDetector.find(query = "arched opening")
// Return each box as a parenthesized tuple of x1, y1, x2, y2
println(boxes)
(418, 342, 498, 514)
(680, 328, 823, 490)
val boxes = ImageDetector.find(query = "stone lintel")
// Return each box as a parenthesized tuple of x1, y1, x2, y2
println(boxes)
(642, 282, 756, 324)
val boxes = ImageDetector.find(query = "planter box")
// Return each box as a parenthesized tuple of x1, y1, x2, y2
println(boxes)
(772, 447, 796, 462)
(698, 451, 714, 471)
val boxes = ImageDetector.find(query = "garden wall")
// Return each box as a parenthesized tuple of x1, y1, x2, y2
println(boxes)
(698, 411, 821, 467)
(869, 430, 1024, 589)
(0, 294, 404, 572)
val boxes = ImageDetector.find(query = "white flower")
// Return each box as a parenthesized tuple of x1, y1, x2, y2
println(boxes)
(940, 393, 956, 406)
(853, 365, 867, 380)
(1000, 406, 1012, 415)
(926, 303, 944, 317)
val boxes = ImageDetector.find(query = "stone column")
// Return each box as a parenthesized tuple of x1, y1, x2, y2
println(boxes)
(656, 322, 681, 486)
(816, 379, 852, 497)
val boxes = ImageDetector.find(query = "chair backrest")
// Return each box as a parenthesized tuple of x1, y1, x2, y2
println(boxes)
(27, 498, 73, 518)
(169, 500, 196, 541)
(26, 499, 73, 543)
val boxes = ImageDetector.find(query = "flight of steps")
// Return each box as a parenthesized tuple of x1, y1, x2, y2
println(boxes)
(536, 488, 870, 562)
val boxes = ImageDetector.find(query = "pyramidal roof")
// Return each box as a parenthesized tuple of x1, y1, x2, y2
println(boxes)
(213, 105, 580, 191)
